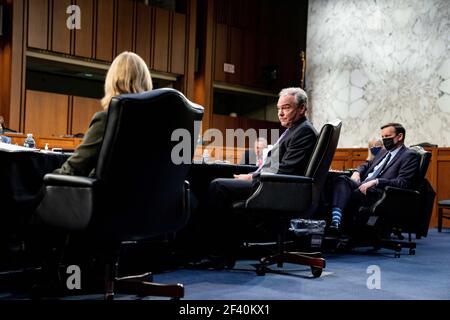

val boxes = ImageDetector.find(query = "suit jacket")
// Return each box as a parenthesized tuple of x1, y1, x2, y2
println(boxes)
(256, 117, 318, 177)
(54, 111, 107, 177)
(357, 144, 420, 190)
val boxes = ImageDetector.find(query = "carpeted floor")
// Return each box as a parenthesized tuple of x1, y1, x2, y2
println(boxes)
(1, 228, 450, 300)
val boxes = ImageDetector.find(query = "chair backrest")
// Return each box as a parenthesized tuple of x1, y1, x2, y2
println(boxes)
(409, 145, 431, 190)
(93, 88, 204, 240)
(304, 120, 342, 215)
(410, 142, 438, 148)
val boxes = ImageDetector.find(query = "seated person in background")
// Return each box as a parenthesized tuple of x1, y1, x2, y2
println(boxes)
(367, 138, 383, 161)
(195, 87, 318, 268)
(329, 123, 420, 235)
(54, 51, 153, 176)
(239, 137, 268, 166)
(0, 116, 14, 143)
(0, 115, 17, 134)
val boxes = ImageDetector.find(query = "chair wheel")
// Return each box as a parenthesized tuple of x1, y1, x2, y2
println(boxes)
(311, 266, 323, 278)
(409, 249, 416, 255)
(256, 266, 266, 276)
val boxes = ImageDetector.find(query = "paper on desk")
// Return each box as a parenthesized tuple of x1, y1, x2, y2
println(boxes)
(0, 142, 39, 152)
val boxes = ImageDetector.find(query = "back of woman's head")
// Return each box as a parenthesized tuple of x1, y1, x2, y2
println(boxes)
(101, 51, 153, 109)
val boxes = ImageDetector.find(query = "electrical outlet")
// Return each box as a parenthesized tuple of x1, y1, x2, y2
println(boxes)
(224, 63, 235, 74)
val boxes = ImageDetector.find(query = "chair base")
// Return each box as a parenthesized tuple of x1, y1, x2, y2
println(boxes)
(255, 251, 326, 278)
(331, 236, 416, 258)
(379, 239, 416, 258)
(105, 272, 184, 300)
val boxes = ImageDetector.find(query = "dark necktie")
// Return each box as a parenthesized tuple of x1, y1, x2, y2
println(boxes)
(365, 152, 391, 182)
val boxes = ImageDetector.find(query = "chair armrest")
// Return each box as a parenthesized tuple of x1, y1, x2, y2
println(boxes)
(384, 186, 419, 198)
(35, 174, 97, 231)
(43, 173, 97, 187)
(245, 173, 314, 213)
(259, 172, 313, 184)
(362, 186, 420, 221)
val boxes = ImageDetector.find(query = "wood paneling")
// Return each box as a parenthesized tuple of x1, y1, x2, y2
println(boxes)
(135, 2, 152, 67)
(95, 0, 114, 62)
(51, 0, 71, 54)
(242, 31, 257, 87)
(214, 23, 227, 82)
(170, 12, 186, 75)
(71, 96, 101, 135)
(24, 90, 69, 137)
(211, 114, 239, 133)
(74, 0, 94, 58)
(115, 0, 134, 56)
(153, 7, 170, 72)
(27, 0, 48, 50)
(228, 26, 242, 84)
(5, 132, 83, 150)
(9, 0, 25, 131)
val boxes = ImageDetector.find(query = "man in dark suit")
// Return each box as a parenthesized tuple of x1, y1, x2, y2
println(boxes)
(197, 87, 318, 268)
(329, 123, 420, 234)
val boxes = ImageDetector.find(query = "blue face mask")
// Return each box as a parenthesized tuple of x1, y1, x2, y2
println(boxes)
(370, 146, 382, 156)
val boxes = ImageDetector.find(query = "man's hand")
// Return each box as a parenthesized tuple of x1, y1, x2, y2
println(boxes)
(351, 171, 361, 184)
(234, 174, 252, 181)
(358, 179, 378, 195)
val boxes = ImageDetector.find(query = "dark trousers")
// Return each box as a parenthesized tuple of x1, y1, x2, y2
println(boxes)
(202, 178, 258, 256)
(331, 175, 383, 226)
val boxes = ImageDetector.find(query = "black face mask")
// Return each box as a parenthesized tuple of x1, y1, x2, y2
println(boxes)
(382, 137, 396, 151)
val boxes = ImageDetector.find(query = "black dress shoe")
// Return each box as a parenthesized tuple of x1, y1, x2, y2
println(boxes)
(188, 255, 235, 270)
(328, 221, 341, 236)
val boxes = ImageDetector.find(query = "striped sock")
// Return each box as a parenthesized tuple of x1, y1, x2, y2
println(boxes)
(331, 207, 342, 224)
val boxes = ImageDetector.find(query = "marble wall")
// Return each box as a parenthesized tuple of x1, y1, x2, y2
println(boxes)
(306, 0, 450, 147)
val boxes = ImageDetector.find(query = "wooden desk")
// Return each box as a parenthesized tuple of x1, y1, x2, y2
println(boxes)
(4, 133, 83, 150)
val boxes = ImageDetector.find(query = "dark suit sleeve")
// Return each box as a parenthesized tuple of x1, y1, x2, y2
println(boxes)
(277, 126, 317, 175)
(377, 151, 420, 189)
(356, 160, 372, 176)
(53, 111, 106, 177)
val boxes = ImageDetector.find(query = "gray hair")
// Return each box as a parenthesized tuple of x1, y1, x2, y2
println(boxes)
(279, 87, 308, 109)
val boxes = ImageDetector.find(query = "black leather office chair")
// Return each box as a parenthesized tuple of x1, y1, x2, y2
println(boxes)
(233, 120, 342, 277)
(34, 88, 204, 299)
(350, 146, 434, 257)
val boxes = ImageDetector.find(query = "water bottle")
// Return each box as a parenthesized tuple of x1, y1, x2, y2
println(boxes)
(202, 149, 210, 163)
(23, 133, 36, 148)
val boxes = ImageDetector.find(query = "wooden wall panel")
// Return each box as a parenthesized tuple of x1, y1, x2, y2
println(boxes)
(8, 0, 25, 131)
(153, 7, 170, 72)
(437, 156, 450, 228)
(135, 2, 152, 67)
(228, 26, 242, 84)
(71, 96, 101, 135)
(115, 0, 134, 56)
(95, 0, 114, 62)
(51, 0, 71, 54)
(242, 31, 257, 87)
(74, 0, 94, 58)
(170, 12, 186, 75)
(211, 114, 239, 136)
(24, 90, 69, 137)
(214, 23, 227, 82)
(27, 0, 48, 50)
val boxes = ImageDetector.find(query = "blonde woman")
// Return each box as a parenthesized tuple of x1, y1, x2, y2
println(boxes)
(367, 138, 383, 161)
(55, 52, 153, 176)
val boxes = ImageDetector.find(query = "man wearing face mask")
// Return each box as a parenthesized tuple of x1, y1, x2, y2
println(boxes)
(328, 123, 420, 235)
